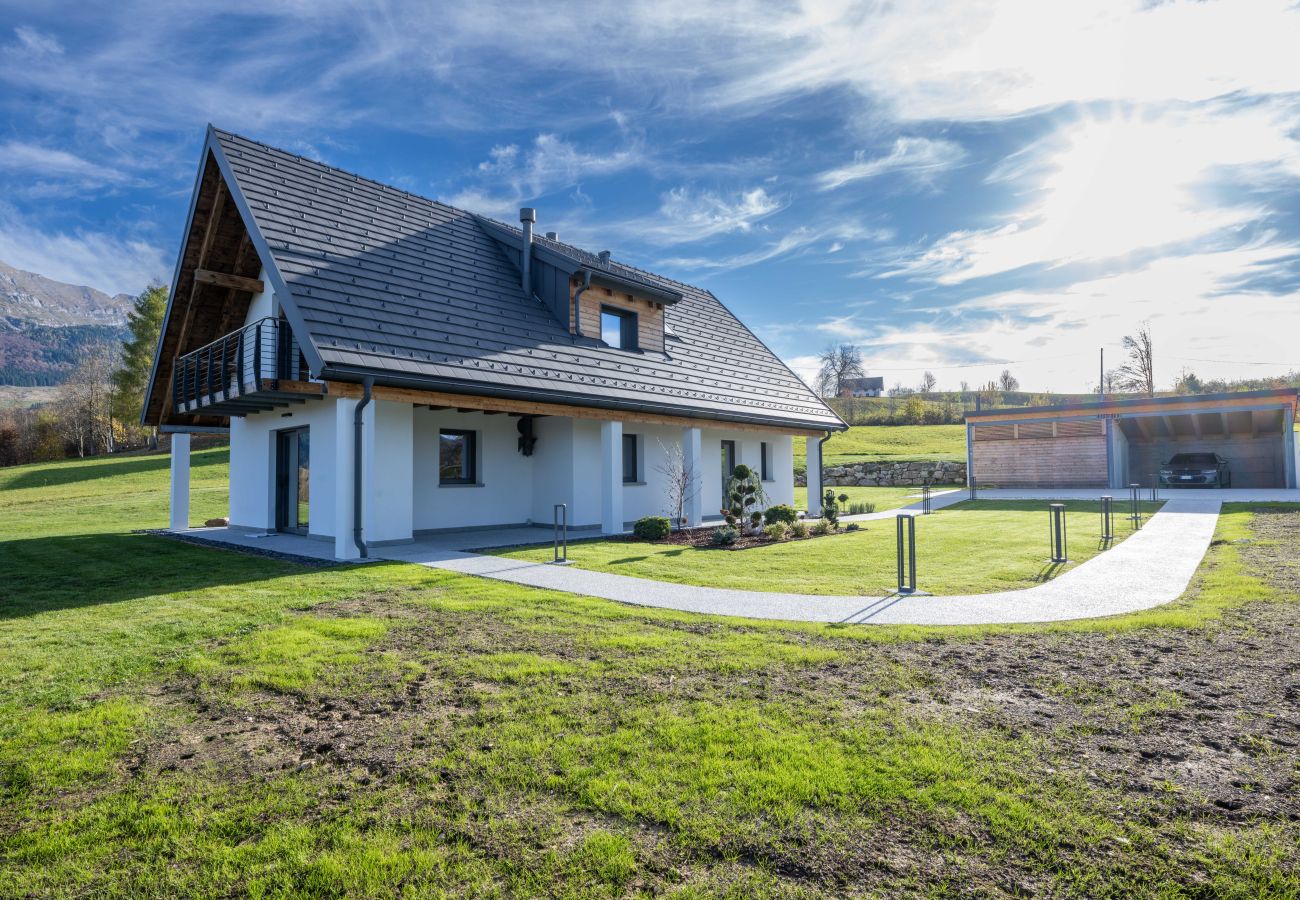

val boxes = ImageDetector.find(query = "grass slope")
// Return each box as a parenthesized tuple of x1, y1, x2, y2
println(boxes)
(1, 450, 1296, 897)
(793, 424, 967, 470)
(499, 500, 1162, 596)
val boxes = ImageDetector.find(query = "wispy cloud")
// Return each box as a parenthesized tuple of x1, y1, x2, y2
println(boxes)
(0, 202, 167, 295)
(642, 186, 783, 244)
(817, 137, 965, 191)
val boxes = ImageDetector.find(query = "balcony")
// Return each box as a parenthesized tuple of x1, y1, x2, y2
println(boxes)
(172, 317, 325, 416)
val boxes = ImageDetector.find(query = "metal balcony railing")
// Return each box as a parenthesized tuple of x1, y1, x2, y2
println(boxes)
(172, 317, 310, 414)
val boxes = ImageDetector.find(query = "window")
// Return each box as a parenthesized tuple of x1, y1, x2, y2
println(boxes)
(601, 306, 638, 350)
(439, 429, 477, 485)
(622, 433, 639, 483)
(760, 441, 771, 481)
(720, 439, 736, 497)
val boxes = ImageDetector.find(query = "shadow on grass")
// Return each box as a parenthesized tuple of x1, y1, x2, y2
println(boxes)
(3, 449, 228, 491)
(0, 531, 298, 620)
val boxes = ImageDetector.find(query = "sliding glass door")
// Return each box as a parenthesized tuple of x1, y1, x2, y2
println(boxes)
(275, 427, 310, 534)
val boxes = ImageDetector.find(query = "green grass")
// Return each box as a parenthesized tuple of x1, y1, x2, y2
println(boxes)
(793, 482, 964, 511)
(1, 449, 1296, 896)
(793, 423, 966, 469)
(499, 500, 1162, 596)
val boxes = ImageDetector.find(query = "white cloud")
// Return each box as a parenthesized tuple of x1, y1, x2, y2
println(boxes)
(445, 133, 646, 217)
(11, 26, 63, 57)
(882, 105, 1300, 284)
(0, 203, 168, 295)
(0, 142, 127, 186)
(832, 239, 1300, 390)
(645, 186, 783, 244)
(817, 137, 965, 191)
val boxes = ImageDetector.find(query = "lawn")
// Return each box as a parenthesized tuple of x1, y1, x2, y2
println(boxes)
(499, 500, 1162, 596)
(1, 450, 1298, 897)
(792, 423, 966, 470)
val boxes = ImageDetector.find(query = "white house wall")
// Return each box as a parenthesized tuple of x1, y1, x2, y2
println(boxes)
(228, 397, 338, 536)
(231, 398, 802, 542)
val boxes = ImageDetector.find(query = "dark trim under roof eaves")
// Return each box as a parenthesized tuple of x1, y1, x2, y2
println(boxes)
(322, 364, 846, 432)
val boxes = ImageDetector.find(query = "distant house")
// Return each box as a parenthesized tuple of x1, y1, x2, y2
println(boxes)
(839, 376, 884, 398)
(142, 127, 845, 558)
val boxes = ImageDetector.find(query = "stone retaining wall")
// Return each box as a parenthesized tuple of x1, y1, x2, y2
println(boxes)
(796, 460, 967, 487)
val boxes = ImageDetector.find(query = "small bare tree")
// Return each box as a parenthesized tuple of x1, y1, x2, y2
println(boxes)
(1118, 322, 1155, 397)
(919, 371, 937, 396)
(55, 344, 118, 457)
(815, 343, 865, 397)
(657, 439, 700, 531)
(998, 369, 1019, 393)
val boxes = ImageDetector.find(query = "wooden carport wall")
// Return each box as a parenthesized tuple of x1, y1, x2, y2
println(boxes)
(968, 391, 1299, 489)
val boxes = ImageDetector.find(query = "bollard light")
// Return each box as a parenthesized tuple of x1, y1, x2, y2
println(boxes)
(552, 503, 570, 564)
(1100, 495, 1114, 544)
(1049, 503, 1068, 563)
(1128, 483, 1143, 527)
(896, 514, 918, 594)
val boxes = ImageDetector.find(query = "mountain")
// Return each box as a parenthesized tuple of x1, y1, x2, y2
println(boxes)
(0, 262, 134, 385)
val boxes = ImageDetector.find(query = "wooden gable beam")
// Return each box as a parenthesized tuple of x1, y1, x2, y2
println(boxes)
(195, 268, 264, 294)
(160, 177, 229, 421)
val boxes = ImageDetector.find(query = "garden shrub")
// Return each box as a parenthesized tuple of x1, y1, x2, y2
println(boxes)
(723, 464, 768, 536)
(846, 501, 875, 515)
(789, 521, 809, 538)
(763, 522, 787, 541)
(810, 520, 831, 536)
(633, 516, 671, 541)
(711, 526, 738, 546)
(845, 522, 861, 531)
(821, 489, 841, 528)
(763, 504, 798, 526)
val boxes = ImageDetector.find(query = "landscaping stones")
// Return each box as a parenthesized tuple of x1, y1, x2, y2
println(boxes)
(795, 460, 966, 487)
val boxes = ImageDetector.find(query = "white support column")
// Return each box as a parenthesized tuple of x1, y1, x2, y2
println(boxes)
(169, 432, 191, 532)
(682, 425, 703, 528)
(600, 419, 624, 534)
(363, 401, 414, 545)
(806, 434, 824, 518)
(334, 397, 360, 560)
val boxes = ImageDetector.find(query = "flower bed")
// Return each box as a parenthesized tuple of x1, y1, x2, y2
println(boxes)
(617, 524, 851, 551)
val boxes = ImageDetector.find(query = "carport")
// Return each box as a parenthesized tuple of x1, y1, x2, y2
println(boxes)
(966, 389, 1299, 490)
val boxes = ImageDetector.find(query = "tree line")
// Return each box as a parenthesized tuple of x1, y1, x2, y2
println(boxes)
(0, 285, 166, 467)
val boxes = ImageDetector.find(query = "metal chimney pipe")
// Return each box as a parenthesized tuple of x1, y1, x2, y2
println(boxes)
(598, 250, 611, 266)
(545, 231, 558, 241)
(519, 207, 536, 297)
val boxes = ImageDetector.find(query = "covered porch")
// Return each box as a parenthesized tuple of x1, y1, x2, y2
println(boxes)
(169, 385, 821, 560)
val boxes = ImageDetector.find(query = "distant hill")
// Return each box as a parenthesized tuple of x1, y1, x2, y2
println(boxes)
(0, 261, 134, 385)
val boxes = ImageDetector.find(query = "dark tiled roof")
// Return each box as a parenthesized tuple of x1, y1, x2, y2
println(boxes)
(213, 129, 843, 431)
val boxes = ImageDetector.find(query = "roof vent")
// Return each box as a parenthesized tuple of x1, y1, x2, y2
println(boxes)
(545, 231, 558, 241)
(598, 250, 611, 266)
(519, 207, 536, 297)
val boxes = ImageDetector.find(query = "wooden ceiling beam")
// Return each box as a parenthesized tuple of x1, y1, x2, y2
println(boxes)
(195, 268, 264, 294)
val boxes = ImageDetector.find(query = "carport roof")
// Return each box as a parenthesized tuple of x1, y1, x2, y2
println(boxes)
(965, 388, 1298, 424)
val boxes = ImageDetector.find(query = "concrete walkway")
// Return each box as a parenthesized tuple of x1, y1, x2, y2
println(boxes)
(176, 487, 1272, 625)
(375, 497, 1223, 625)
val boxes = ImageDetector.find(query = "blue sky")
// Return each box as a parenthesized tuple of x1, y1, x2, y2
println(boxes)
(2, 0, 1299, 392)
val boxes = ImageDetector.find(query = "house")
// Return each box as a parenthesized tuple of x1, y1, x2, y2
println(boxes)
(965, 389, 1299, 489)
(839, 376, 884, 398)
(143, 127, 845, 559)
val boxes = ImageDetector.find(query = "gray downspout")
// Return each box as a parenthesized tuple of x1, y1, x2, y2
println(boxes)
(572, 269, 592, 336)
(353, 376, 374, 559)
(815, 431, 832, 509)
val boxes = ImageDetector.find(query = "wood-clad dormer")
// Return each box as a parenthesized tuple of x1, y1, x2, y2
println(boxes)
(572, 281, 667, 353)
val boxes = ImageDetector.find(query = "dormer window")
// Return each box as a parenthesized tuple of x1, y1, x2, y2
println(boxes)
(601, 306, 638, 351)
